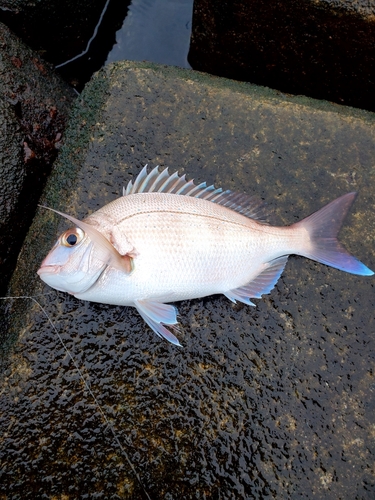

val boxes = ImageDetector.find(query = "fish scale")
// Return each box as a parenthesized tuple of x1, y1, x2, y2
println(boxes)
(38, 166, 373, 346)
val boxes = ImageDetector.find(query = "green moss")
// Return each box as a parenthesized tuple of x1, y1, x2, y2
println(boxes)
(107, 61, 375, 125)
(3, 70, 110, 354)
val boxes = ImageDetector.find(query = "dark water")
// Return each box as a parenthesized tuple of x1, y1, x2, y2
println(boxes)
(56, 0, 193, 89)
(107, 0, 193, 68)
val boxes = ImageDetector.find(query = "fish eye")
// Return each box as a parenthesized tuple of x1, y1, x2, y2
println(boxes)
(61, 227, 85, 247)
(67, 234, 77, 245)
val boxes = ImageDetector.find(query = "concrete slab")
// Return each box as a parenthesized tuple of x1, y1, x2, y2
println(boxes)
(1, 62, 374, 498)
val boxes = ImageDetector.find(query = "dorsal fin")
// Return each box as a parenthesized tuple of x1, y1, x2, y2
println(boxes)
(124, 165, 269, 223)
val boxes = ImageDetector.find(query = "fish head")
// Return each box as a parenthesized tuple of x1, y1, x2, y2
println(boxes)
(37, 225, 107, 295)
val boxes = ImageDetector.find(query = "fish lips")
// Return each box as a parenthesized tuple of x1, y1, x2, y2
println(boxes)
(37, 264, 62, 277)
(37, 264, 70, 293)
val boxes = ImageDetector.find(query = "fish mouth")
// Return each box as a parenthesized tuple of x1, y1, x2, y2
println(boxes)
(37, 265, 62, 276)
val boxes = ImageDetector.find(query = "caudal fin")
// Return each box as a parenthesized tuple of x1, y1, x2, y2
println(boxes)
(294, 192, 373, 276)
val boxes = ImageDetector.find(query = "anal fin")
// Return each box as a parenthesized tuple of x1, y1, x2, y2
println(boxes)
(134, 299, 181, 346)
(224, 256, 288, 305)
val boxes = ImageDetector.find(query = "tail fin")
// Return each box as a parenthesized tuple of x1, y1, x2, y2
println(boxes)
(293, 192, 373, 276)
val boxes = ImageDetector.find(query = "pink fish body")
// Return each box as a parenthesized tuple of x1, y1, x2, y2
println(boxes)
(38, 166, 373, 345)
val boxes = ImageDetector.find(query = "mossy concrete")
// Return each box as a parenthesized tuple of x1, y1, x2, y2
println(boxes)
(1, 62, 374, 498)
(0, 22, 76, 297)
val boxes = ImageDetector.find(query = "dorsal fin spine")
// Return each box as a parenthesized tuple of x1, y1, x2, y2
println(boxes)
(170, 174, 187, 193)
(159, 171, 179, 193)
(194, 183, 209, 198)
(175, 178, 194, 195)
(138, 172, 150, 193)
(149, 168, 169, 192)
(124, 181, 132, 195)
(131, 164, 147, 193)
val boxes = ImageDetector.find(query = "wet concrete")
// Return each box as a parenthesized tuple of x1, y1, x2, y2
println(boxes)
(0, 22, 75, 297)
(1, 62, 375, 498)
(189, 0, 375, 112)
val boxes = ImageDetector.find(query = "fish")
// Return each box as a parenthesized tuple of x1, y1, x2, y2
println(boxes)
(37, 166, 374, 346)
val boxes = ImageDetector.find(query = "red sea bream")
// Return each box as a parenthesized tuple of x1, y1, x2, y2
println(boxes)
(37, 166, 374, 346)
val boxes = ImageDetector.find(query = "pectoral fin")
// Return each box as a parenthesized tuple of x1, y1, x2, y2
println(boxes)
(224, 256, 288, 305)
(134, 299, 181, 346)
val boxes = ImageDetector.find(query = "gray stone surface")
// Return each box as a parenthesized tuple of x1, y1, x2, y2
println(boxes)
(1, 62, 374, 498)
(189, 0, 375, 112)
(0, 22, 75, 296)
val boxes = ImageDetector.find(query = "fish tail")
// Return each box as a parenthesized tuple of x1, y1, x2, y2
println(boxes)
(293, 192, 373, 276)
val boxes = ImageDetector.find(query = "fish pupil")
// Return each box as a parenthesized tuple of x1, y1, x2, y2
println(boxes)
(66, 233, 77, 246)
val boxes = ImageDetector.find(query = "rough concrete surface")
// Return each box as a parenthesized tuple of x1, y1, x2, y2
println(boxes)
(1, 62, 374, 499)
(0, 22, 75, 297)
